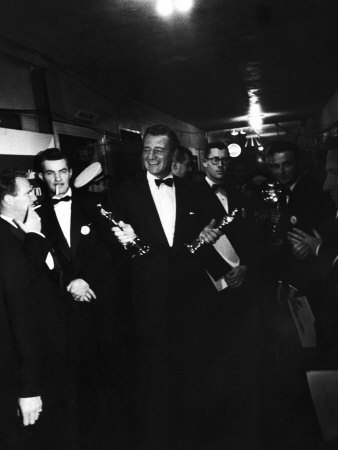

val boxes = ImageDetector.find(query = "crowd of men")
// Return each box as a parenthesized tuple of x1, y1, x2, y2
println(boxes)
(1, 124, 338, 450)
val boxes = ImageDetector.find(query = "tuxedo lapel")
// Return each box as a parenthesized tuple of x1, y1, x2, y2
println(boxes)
(0, 218, 25, 242)
(39, 201, 72, 261)
(136, 174, 169, 246)
(70, 200, 83, 259)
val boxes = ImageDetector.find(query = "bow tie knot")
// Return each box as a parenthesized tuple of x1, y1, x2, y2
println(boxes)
(52, 195, 72, 205)
(155, 178, 174, 188)
(211, 184, 222, 192)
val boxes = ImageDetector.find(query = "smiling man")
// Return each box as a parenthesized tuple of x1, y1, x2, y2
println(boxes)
(111, 124, 220, 449)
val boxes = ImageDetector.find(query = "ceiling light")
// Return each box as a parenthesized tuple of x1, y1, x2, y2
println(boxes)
(174, 0, 194, 13)
(156, 0, 174, 16)
(228, 143, 241, 157)
(258, 145, 264, 151)
(231, 130, 239, 136)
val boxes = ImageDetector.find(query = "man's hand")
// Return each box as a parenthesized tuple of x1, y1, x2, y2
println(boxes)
(66, 278, 96, 302)
(112, 221, 136, 245)
(18, 396, 42, 426)
(14, 207, 41, 234)
(199, 219, 221, 244)
(287, 228, 322, 260)
(225, 265, 247, 289)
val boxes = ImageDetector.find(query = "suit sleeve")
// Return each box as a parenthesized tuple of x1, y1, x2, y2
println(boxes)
(0, 238, 41, 397)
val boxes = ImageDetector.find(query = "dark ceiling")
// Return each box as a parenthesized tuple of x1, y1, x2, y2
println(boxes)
(1, 0, 338, 131)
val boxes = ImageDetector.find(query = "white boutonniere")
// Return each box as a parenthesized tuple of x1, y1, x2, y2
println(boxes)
(81, 224, 91, 235)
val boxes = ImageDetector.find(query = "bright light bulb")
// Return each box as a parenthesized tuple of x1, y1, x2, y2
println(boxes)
(258, 145, 264, 151)
(231, 130, 239, 136)
(228, 143, 242, 157)
(156, 0, 174, 16)
(174, 0, 194, 13)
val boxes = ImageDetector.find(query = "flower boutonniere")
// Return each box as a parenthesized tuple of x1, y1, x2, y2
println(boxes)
(81, 224, 92, 235)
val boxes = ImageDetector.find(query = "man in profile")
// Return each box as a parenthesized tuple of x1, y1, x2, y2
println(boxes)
(0, 169, 66, 449)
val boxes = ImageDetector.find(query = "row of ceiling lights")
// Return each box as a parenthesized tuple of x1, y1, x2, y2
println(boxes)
(156, 0, 194, 16)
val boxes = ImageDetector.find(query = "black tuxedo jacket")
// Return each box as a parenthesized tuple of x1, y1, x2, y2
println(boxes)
(279, 174, 336, 237)
(192, 178, 257, 279)
(0, 219, 65, 403)
(38, 191, 117, 342)
(112, 172, 214, 333)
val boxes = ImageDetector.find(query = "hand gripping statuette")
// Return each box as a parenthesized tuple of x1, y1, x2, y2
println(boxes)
(97, 204, 150, 257)
(185, 209, 238, 255)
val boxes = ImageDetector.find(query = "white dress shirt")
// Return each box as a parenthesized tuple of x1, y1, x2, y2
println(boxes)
(53, 188, 72, 247)
(147, 172, 176, 247)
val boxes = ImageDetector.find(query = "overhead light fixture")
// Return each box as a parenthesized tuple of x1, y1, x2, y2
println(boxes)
(228, 143, 242, 157)
(248, 89, 263, 133)
(156, 0, 174, 16)
(231, 129, 239, 136)
(240, 129, 246, 134)
(174, 0, 194, 13)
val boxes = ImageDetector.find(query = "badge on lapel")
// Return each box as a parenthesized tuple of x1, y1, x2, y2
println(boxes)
(290, 215, 298, 225)
(81, 224, 91, 235)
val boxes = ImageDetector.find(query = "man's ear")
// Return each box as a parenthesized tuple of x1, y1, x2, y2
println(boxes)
(38, 172, 44, 181)
(3, 193, 14, 207)
(202, 159, 208, 169)
(69, 168, 73, 178)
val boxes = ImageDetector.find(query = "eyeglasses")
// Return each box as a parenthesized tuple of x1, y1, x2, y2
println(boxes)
(206, 157, 230, 165)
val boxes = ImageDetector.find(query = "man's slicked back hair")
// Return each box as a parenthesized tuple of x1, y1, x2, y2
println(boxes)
(143, 124, 180, 153)
(0, 168, 27, 205)
(205, 142, 229, 159)
(35, 148, 70, 172)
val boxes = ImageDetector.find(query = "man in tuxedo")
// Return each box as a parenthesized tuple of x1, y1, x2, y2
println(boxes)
(192, 142, 259, 444)
(35, 148, 117, 449)
(112, 124, 219, 449)
(0, 169, 66, 449)
(264, 140, 336, 290)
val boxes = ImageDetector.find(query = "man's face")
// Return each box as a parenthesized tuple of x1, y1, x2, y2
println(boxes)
(203, 148, 229, 184)
(268, 151, 297, 186)
(12, 177, 36, 221)
(323, 150, 338, 208)
(39, 159, 72, 196)
(143, 134, 174, 179)
(172, 155, 193, 178)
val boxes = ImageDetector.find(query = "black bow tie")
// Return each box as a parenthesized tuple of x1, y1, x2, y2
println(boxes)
(155, 178, 174, 188)
(211, 184, 222, 192)
(52, 195, 72, 205)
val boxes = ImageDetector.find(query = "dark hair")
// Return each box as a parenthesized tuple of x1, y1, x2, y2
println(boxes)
(265, 140, 300, 161)
(0, 168, 27, 204)
(35, 148, 70, 172)
(143, 124, 180, 153)
(174, 146, 193, 164)
(204, 141, 229, 159)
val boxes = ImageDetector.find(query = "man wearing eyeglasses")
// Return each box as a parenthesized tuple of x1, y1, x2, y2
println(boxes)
(191, 141, 258, 443)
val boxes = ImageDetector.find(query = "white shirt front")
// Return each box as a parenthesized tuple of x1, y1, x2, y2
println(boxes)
(147, 172, 176, 247)
(205, 176, 228, 213)
(53, 188, 72, 247)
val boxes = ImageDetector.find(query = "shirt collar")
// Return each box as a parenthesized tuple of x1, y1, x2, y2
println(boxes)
(205, 176, 220, 189)
(0, 214, 17, 228)
(147, 171, 174, 184)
